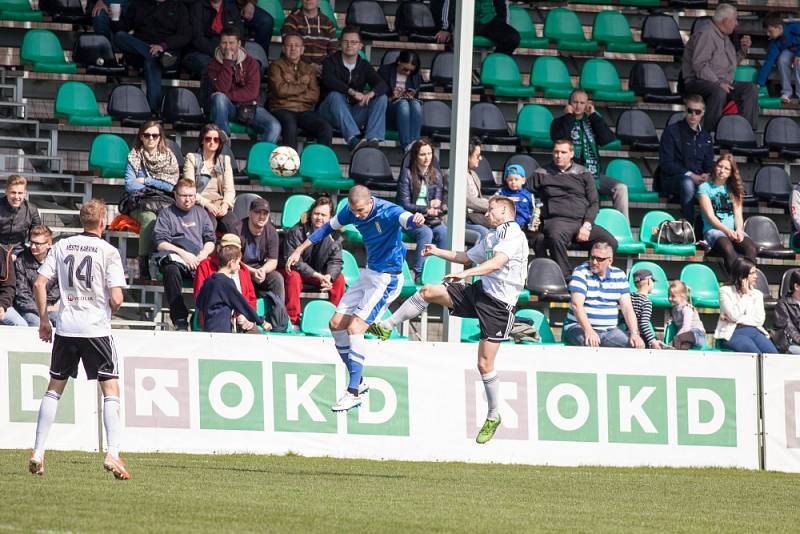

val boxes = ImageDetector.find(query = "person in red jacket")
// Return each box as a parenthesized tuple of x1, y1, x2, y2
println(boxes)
(207, 26, 280, 142)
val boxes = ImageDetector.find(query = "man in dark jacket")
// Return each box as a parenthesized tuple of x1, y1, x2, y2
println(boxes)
(0, 243, 26, 326)
(0, 175, 40, 257)
(234, 197, 285, 302)
(114, 0, 191, 111)
(183, 0, 242, 80)
(529, 140, 618, 279)
(319, 27, 388, 151)
(658, 95, 715, 221)
(550, 89, 629, 221)
(430, 0, 519, 55)
(12, 225, 59, 327)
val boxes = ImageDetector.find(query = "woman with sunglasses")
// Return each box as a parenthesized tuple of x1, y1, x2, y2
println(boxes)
(183, 124, 236, 232)
(123, 120, 180, 279)
(377, 50, 422, 152)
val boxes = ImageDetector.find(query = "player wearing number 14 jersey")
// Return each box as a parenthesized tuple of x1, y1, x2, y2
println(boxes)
(28, 199, 130, 479)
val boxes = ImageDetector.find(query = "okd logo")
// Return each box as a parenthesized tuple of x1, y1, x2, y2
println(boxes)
(8, 351, 74, 423)
(464, 370, 528, 440)
(124, 357, 190, 428)
(199, 360, 264, 431)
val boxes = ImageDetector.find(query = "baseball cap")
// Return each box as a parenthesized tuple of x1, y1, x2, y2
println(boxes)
(250, 197, 270, 212)
(633, 269, 655, 284)
(219, 233, 242, 249)
(504, 164, 526, 179)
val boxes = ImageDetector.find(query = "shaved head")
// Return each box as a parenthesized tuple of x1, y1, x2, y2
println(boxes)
(348, 185, 374, 220)
(348, 185, 371, 204)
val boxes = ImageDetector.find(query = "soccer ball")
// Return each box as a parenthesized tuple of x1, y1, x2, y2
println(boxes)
(269, 146, 300, 177)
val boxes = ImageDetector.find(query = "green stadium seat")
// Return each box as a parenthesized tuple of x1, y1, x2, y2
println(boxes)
(601, 139, 623, 150)
(619, 0, 659, 6)
(595, 208, 646, 254)
(55, 81, 111, 126)
(640, 210, 697, 256)
(480, 53, 535, 98)
(228, 122, 259, 136)
(460, 318, 481, 343)
(735, 65, 782, 109)
(21, 29, 76, 73)
(281, 194, 315, 230)
(580, 59, 635, 102)
(257, 0, 284, 35)
(544, 8, 599, 52)
(420, 255, 447, 286)
(518, 288, 530, 304)
(592, 10, 646, 53)
(0, 0, 43, 20)
(341, 250, 360, 288)
(246, 142, 304, 188)
(298, 144, 354, 190)
(508, 5, 548, 49)
(628, 261, 670, 307)
(257, 298, 303, 335)
(473, 35, 494, 48)
(515, 309, 561, 344)
(88, 134, 128, 178)
(516, 105, 554, 148)
(680, 264, 720, 309)
(531, 56, 574, 99)
(335, 197, 363, 244)
(300, 300, 336, 336)
(400, 261, 418, 297)
(664, 322, 710, 351)
(604, 159, 659, 203)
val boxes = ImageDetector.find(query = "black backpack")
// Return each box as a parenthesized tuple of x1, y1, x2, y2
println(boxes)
(261, 291, 289, 333)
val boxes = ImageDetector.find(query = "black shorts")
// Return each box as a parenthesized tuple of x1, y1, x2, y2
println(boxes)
(446, 281, 515, 342)
(51, 334, 118, 381)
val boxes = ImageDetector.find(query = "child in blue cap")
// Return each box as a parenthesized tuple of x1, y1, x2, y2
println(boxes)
(496, 163, 534, 229)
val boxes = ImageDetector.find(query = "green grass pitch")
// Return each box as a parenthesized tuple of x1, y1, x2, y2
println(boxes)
(1, 449, 798, 532)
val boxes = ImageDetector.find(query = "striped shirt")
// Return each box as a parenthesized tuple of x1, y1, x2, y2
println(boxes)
(564, 263, 629, 331)
(630, 292, 656, 346)
(282, 10, 338, 66)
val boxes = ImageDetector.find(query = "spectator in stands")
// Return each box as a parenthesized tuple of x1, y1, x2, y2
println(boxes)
(267, 32, 332, 149)
(630, 269, 663, 349)
(529, 140, 618, 279)
(234, 197, 285, 302)
(496, 164, 533, 230)
(184, 0, 242, 88)
(0, 175, 40, 257)
(757, 12, 800, 105)
(792, 182, 800, 247)
(208, 26, 281, 143)
(465, 138, 490, 240)
(90, 0, 128, 45)
(281, 196, 345, 327)
(562, 241, 644, 348)
(232, 0, 274, 55)
(773, 270, 800, 354)
(378, 51, 422, 152)
(183, 124, 237, 232)
(658, 95, 715, 222)
(123, 121, 179, 280)
(668, 280, 706, 350)
(715, 257, 778, 354)
(697, 154, 757, 273)
(431, 0, 520, 55)
(12, 225, 59, 327)
(320, 27, 388, 152)
(153, 178, 216, 331)
(115, 0, 191, 112)
(550, 89, 629, 220)
(0, 243, 25, 326)
(397, 138, 447, 280)
(682, 3, 758, 131)
(282, 0, 338, 75)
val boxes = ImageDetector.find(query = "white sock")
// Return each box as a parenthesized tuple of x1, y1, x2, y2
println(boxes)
(33, 390, 61, 458)
(482, 371, 500, 421)
(383, 291, 428, 329)
(103, 395, 122, 458)
(332, 330, 350, 366)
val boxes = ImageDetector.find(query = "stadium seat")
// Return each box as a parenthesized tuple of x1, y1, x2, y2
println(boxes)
(166, 139, 185, 170)
(345, 0, 397, 40)
(301, 300, 336, 336)
(399, 261, 417, 298)
(349, 147, 396, 191)
(593, 10, 646, 53)
(232, 193, 261, 221)
(55, 82, 111, 126)
(281, 194, 315, 230)
(755, 268, 777, 309)
(470, 102, 519, 146)
(526, 258, 570, 302)
(256, 298, 303, 336)
(341, 250, 360, 288)
(504, 153, 539, 181)
(666, 111, 685, 128)
(161, 88, 207, 131)
(580, 59, 635, 102)
(475, 156, 500, 195)
(616, 110, 659, 151)
(604, 159, 659, 203)
(640, 210, 697, 256)
(679, 264, 720, 309)
(421, 100, 452, 142)
(641, 15, 684, 55)
(335, 198, 363, 244)
(663, 322, 710, 350)
(427, 52, 454, 91)
(690, 16, 712, 36)
(244, 41, 268, 77)
(595, 208, 646, 254)
(744, 216, 795, 259)
(530, 56, 574, 99)
(629, 62, 682, 103)
(514, 309, 560, 344)
(620, 0, 659, 6)
(246, 142, 304, 188)
(420, 255, 447, 287)
(394, 1, 437, 42)
(480, 54, 535, 98)
(460, 318, 481, 343)
(672, 0, 708, 7)
(715, 115, 769, 158)
(780, 268, 800, 298)
(753, 166, 792, 208)
(21, 29, 77, 73)
(508, 5, 548, 49)
(764, 117, 800, 159)
(255, 0, 284, 35)
(544, 7, 599, 52)
(72, 33, 125, 75)
(734, 66, 782, 109)
(380, 49, 401, 66)
(107, 85, 152, 127)
(0, 0, 43, 20)
(515, 105, 554, 149)
(88, 134, 128, 178)
(38, 0, 86, 22)
(298, 144, 354, 190)
(628, 261, 670, 307)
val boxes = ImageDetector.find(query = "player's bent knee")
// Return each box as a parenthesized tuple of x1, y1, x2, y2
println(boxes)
(419, 284, 443, 301)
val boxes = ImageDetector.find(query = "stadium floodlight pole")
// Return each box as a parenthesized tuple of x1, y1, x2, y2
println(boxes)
(443, 0, 475, 342)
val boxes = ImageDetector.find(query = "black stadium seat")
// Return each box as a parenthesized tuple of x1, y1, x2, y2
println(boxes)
(108, 85, 152, 127)
(381, 49, 401, 66)
(641, 15, 684, 56)
(753, 166, 792, 207)
(244, 41, 268, 77)
(161, 88, 206, 130)
(504, 153, 539, 183)
(73, 33, 125, 76)
(780, 268, 800, 298)
(166, 139, 184, 170)
(755, 268, 777, 309)
(616, 110, 659, 151)
(470, 102, 518, 146)
(764, 117, 800, 159)
(39, 0, 88, 23)
(394, 1, 437, 42)
(744, 216, 795, 259)
(427, 51, 454, 91)
(715, 115, 769, 158)
(526, 258, 570, 302)
(349, 147, 396, 191)
(475, 156, 500, 195)
(421, 100, 451, 142)
(629, 62, 681, 104)
(345, 0, 398, 40)
(671, 0, 708, 7)
(666, 111, 685, 128)
(690, 16, 712, 36)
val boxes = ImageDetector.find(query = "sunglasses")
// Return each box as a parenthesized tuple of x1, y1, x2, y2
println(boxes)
(590, 255, 611, 263)
(141, 132, 161, 140)
(204, 135, 221, 143)
(686, 108, 704, 116)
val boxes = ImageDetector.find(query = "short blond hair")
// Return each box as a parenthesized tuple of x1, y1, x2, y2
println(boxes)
(30, 225, 53, 240)
(489, 195, 516, 216)
(80, 198, 107, 229)
(6, 174, 26, 189)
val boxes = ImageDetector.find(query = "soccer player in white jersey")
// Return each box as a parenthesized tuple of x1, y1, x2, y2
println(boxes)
(287, 185, 425, 412)
(369, 196, 528, 444)
(28, 199, 130, 480)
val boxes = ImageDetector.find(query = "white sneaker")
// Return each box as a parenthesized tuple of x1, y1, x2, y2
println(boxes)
(331, 391, 362, 411)
(357, 380, 369, 395)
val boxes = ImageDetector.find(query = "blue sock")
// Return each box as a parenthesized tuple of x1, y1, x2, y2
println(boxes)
(348, 334, 367, 392)
(332, 330, 350, 366)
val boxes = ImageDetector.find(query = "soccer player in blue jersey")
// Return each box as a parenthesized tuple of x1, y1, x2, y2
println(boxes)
(286, 185, 425, 411)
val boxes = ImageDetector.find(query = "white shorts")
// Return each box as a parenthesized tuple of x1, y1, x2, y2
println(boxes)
(337, 268, 403, 324)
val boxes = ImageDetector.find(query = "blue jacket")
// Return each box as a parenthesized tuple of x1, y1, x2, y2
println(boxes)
(758, 21, 800, 86)
(396, 166, 444, 214)
(124, 162, 176, 194)
(497, 186, 533, 228)
(658, 120, 714, 178)
(196, 273, 263, 333)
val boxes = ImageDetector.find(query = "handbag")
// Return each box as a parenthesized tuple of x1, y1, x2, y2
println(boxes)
(235, 103, 257, 125)
(770, 327, 790, 353)
(118, 187, 174, 215)
(655, 219, 695, 245)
